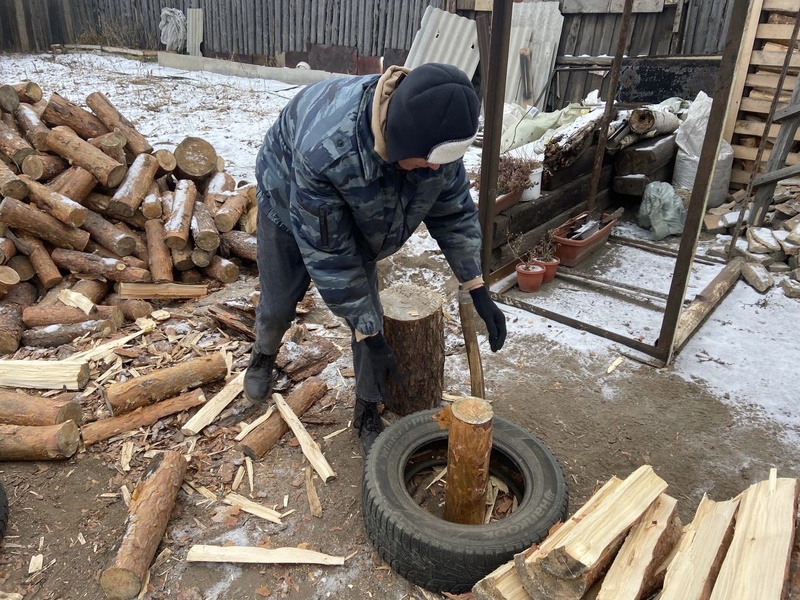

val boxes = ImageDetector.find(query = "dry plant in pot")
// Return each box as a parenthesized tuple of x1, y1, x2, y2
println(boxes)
(531, 229, 560, 284)
(477, 155, 542, 213)
(508, 232, 545, 293)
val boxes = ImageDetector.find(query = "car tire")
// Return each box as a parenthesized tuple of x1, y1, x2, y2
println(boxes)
(362, 409, 568, 593)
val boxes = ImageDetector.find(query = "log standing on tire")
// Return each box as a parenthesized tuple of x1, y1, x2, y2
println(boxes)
(245, 63, 507, 453)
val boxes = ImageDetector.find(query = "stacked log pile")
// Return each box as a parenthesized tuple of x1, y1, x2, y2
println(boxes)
(0, 78, 260, 352)
(474, 465, 799, 600)
(702, 187, 800, 298)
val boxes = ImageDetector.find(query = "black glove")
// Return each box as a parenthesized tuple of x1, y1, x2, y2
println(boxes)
(363, 333, 401, 399)
(469, 286, 507, 352)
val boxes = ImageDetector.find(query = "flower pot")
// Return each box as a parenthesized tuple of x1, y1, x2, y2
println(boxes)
(521, 167, 543, 202)
(515, 263, 545, 292)
(553, 211, 619, 267)
(532, 256, 560, 283)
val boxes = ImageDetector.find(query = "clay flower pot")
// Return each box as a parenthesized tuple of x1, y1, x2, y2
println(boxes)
(515, 263, 545, 292)
(532, 256, 560, 284)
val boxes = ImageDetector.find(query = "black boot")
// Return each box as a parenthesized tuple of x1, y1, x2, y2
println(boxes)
(244, 350, 277, 405)
(353, 398, 383, 455)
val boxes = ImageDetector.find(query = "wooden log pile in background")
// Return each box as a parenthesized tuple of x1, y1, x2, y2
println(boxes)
(0, 78, 260, 353)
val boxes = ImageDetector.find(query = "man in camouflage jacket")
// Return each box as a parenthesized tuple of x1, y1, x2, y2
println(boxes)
(246, 63, 507, 453)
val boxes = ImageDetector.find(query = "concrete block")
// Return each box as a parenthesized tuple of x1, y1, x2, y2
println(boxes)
(742, 262, 775, 293)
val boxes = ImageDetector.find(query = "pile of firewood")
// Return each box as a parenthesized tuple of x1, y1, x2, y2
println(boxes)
(474, 465, 799, 600)
(0, 79, 259, 352)
(702, 187, 800, 298)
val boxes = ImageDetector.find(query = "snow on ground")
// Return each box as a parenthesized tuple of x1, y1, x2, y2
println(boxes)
(2, 52, 797, 440)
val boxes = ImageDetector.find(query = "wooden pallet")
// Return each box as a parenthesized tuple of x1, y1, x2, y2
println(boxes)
(724, 0, 800, 186)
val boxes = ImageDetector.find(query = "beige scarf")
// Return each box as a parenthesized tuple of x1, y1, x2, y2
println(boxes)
(371, 65, 411, 161)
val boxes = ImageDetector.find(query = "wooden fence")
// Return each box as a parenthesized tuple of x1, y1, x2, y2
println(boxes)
(0, 0, 734, 107)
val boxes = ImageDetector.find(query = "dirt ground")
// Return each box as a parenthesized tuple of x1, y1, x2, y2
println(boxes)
(1, 241, 798, 600)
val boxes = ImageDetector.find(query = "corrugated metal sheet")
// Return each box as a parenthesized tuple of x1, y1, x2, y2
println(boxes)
(404, 6, 480, 77)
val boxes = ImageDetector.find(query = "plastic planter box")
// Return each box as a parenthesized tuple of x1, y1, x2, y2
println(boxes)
(553, 211, 618, 267)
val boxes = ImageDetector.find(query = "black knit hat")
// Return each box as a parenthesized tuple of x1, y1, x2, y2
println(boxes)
(386, 63, 480, 164)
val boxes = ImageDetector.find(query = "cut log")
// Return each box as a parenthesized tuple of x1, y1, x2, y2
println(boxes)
(84, 240, 148, 270)
(207, 304, 255, 340)
(442, 397, 493, 525)
(596, 493, 681, 600)
(171, 246, 194, 271)
(6, 231, 63, 290)
(0, 282, 38, 355)
(42, 92, 109, 140)
(185, 545, 344, 566)
(69, 278, 109, 303)
(22, 304, 123, 328)
(0, 237, 15, 264)
(105, 293, 153, 321)
(475, 477, 623, 600)
(21, 153, 68, 181)
(89, 131, 127, 165)
(48, 166, 97, 203)
(0, 197, 90, 250)
(7, 255, 34, 281)
(85, 91, 153, 156)
(0, 265, 21, 298)
(105, 352, 227, 415)
(214, 188, 249, 232)
(18, 174, 87, 226)
(0, 160, 28, 199)
(179, 269, 203, 284)
(0, 112, 17, 134)
(14, 103, 50, 151)
(190, 201, 220, 251)
(221, 230, 257, 262)
(109, 222, 148, 263)
(276, 337, 341, 382)
(204, 255, 239, 283)
(109, 153, 160, 217)
(51, 248, 151, 283)
(0, 120, 36, 168)
(82, 192, 147, 229)
(203, 170, 235, 215)
(180, 371, 245, 436)
(0, 359, 89, 390)
(153, 148, 176, 175)
(81, 388, 205, 445)
(190, 248, 214, 268)
(518, 465, 668, 599)
(239, 377, 327, 460)
(46, 125, 126, 188)
(174, 136, 217, 179)
(0, 421, 80, 460)
(163, 179, 196, 250)
(0, 84, 20, 111)
(116, 282, 207, 299)
(144, 219, 174, 282)
(140, 182, 162, 219)
(81, 209, 137, 256)
(381, 283, 444, 415)
(0, 389, 81, 426)
(34, 278, 72, 308)
(272, 391, 336, 481)
(12, 81, 42, 104)
(709, 471, 798, 600)
(238, 204, 258, 234)
(99, 451, 187, 599)
(659, 495, 740, 600)
(22, 318, 116, 348)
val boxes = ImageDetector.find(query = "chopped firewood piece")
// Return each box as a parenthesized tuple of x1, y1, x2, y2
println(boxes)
(273, 392, 336, 482)
(180, 371, 244, 436)
(709, 470, 798, 600)
(305, 466, 323, 518)
(276, 337, 342, 381)
(116, 282, 207, 299)
(58, 288, 96, 314)
(185, 545, 344, 566)
(100, 451, 188, 599)
(0, 359, 89, 390)
(223, 493, 282, 524)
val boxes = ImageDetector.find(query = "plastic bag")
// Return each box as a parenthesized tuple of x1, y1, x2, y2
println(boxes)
(637, 181, 687, 241)
(672, 91, 733, 208)
(159, 8, 187, 53)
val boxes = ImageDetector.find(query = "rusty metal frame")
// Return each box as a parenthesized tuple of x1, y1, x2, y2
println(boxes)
(477, 0, 751, 364)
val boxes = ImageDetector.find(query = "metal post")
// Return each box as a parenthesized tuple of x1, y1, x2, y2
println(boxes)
(655, 0, 751, 362)
(477, 0, 514, 278)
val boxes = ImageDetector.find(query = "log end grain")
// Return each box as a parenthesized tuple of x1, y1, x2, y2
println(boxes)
(99, 566, 141, 600)
(174, 136, 217, 179)
(0, 177, 29, 200)
(57, 419, 80, 457)
(451, 397, 493, 426)
(107, 164, 128, 189)
(56, 400, 83, 425)
(0, 84, 20, 112)
(153, 148, 176, 174)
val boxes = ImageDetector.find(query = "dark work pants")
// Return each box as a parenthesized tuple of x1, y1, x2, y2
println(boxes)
(255, 208, 384, 402)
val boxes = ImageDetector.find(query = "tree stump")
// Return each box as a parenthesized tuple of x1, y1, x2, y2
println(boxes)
(380, 283, 444, 416)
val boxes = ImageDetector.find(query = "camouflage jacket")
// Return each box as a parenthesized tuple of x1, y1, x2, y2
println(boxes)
(255, 74, 482, 336)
